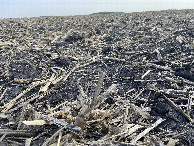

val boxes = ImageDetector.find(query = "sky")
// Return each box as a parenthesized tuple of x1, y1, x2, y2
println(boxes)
(0, 0, 193, 18)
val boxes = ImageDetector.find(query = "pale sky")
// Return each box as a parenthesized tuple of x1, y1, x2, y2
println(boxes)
(0, 0, 193, 18)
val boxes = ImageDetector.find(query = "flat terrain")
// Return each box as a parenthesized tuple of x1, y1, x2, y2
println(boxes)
(0, 9, 194, 145)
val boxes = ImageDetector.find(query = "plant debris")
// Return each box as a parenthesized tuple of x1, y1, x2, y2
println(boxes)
(0, 9, 194, 145)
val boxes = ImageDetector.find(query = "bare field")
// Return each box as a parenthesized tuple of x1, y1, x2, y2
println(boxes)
(0, 10, 194, 145)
